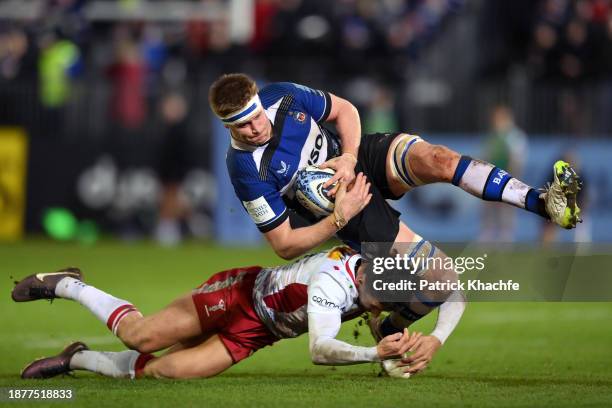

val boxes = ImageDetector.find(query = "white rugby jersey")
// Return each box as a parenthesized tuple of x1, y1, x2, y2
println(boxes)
(253, 246, 362, 339)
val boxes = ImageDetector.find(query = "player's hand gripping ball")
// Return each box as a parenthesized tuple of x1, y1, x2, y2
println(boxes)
(295, 166, 337, 217)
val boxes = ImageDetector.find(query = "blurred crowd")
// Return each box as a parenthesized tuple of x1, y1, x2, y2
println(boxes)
(0, 0, 611, 138)
(1, 0, 610, 242)
(251, 0, 463, 75)
(0, 0, 464, 135)
(479, 0, 612, 82)
(530, 0, 612, 81)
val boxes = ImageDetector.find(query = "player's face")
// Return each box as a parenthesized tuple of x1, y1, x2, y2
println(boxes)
(356, 264, 384, 314)
(358, 288, 384, 314)
(227, 110, 272, 146)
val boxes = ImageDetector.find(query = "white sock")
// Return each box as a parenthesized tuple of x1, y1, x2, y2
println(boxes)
(55, 277, 87, 299)
(69, 350, 146, 379)
(500, 178, 531, 208)
(451, 156, 547, 217)
(458, 161, 531, 207)
(55, 277, 141, 334)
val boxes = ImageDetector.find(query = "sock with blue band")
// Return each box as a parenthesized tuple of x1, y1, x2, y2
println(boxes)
(452, 156, 548, 218)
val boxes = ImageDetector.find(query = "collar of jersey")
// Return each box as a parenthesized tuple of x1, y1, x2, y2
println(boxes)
(345, 254, 362, 287)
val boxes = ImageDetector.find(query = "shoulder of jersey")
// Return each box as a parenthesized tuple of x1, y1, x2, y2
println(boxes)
(325, 245, 357, 262)
(322, 246, 359, 283)
(259, 82, 295, 108)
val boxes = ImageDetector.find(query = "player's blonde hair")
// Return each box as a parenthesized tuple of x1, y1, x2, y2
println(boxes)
(208, 73, 259, 118)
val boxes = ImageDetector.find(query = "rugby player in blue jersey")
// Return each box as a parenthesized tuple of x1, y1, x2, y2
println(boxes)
(208, 73, 580, 364)
(209, 73, 582, 259)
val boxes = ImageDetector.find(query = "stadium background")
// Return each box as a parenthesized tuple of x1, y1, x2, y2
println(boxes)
(0, 1, 611, 407)
(1, 0, 612, 244)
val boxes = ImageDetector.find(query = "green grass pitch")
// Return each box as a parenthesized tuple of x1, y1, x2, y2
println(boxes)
(0, 240, 611, 407)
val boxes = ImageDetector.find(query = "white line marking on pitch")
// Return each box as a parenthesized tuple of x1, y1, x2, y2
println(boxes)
(23, 336, 118, 349)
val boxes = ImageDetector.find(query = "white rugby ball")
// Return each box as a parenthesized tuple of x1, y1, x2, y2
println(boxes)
(382, 359, 412, 379)
(295, 166, 336, 217)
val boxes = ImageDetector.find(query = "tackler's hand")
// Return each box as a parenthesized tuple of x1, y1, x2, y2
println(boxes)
(377, 328, 422, 360)
(401, 335, 442, 374)
(334, 172, 372, 224)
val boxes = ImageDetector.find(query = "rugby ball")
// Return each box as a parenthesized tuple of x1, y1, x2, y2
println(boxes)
(295, 166, 336, 217)
(382, 359, 412, 379)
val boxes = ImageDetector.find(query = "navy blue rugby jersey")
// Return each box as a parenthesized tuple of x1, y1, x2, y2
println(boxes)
(226, 82, 341, 232)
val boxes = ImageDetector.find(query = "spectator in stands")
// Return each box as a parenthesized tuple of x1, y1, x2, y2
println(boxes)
(154, 92, 191, 246)
(480, 104, 528, 242)
(107, 30, 146, 130)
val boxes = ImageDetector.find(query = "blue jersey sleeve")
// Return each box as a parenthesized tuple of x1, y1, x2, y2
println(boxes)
(231, 175, 288, 233)
(260, 82, 332, 123)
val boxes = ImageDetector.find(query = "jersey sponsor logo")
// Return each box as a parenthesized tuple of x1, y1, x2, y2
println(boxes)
(307, 134, 324, 166)
(195, 271, 246, 294)
(276, 160, 290, 176)
(312, 295, 341, 309)
(243, 196, 276, 224)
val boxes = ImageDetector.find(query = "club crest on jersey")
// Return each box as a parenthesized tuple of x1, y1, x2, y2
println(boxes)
(291, 111, 306, 124)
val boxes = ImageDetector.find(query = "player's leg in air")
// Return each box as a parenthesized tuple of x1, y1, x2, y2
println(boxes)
(385, 134, 582, 229)
(11, 267, 253, 379)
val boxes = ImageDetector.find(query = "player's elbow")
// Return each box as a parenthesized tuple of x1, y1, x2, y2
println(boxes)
(272, 243, 303, 260)
(309, 338, 330, 365)
(311, 356, 326, 365)
(309, 344, 328, 365)
(274, 246, 295, 260)
(266, 231, 303, 260)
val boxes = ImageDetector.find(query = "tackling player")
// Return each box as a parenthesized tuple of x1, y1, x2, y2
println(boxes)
(209, 74, 582, 259)
(12, 246, 464, 380)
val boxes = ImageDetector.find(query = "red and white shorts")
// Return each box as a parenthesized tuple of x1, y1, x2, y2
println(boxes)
(192, 266, 278, 363)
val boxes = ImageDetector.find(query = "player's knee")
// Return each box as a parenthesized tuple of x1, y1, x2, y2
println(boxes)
(132, 337, 159, 354)
(425, 145, 459, 182)
(119, 325, 157, 354)
(275, 247, 294, 261)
